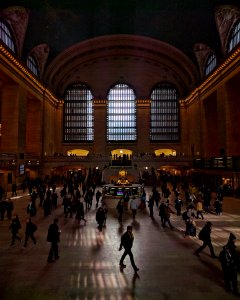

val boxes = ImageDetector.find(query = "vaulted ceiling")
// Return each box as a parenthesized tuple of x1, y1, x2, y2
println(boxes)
(1, 0, 240, 98)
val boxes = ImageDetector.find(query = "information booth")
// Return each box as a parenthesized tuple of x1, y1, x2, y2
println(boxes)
(102, 184, 143, 198)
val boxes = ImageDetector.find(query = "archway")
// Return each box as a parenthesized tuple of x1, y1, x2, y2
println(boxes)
(111, 149, 132, 167)
(67, 149, 89, 156)
(154, 149, 176, 157)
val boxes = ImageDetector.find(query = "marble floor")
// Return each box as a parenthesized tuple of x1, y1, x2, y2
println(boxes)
(1, 187, 240, 300)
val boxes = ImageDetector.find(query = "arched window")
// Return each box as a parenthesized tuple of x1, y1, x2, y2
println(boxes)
(27, 55, 39, 77)
(204, 53, 217, 76)
(64, 83, 93, 142)
(0, 19, 15, 53)
(150, 83, 179, 142)
(107, 83, 136, 141)
(228, 20, 240, 53)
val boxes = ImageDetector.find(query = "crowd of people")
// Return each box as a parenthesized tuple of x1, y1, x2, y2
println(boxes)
(0, 175, 239, 295)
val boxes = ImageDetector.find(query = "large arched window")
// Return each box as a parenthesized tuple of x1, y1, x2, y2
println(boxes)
(150, 83, 179, 142)
(64, 83, 93, 142)
(204, 53, 217, 76)
(0, 19, 15, 53)
(107, 83, 136, 141)
(27, 55, 39, 77)
(228, 20, 240, 53)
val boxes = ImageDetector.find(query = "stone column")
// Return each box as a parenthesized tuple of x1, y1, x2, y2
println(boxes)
(1, 84, 26, 153)
(217, 85, 227, 156)
(93, 99, 107, 155)
(136, 99, 151, 153)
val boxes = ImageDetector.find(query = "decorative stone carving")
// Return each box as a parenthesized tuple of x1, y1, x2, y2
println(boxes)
(0, 6, 29, 57)
(215, 5, 240, 54)
(193, 43, 213, 79)
(29, 44, 50, 80)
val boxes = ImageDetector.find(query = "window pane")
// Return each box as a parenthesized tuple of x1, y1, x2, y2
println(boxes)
(204, 53, 217, 76)
(27, 55, 39, 77)
(107, 83, 136, 141)
(0, 20, 15, 53)
(228, 20, 240, 52)
(150, 83, 179, 142)
(64, 83, 94, 142)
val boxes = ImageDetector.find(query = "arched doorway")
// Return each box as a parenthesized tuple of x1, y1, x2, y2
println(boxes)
(111, 149, 132, 166)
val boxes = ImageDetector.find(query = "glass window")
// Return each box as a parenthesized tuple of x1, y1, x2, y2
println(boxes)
(107, 83, 136, 141)
(204, 53, 217, 76)
(0, 19, 15, 53)
(150, 83, 179, 142)
(228, 20, 240, 53)
(64, 83, 94, 142)
(27, 55, 39, 77)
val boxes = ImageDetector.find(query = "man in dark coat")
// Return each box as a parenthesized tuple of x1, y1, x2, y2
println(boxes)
(47, 218, 60, 262)
(9, 215, 21, 245)
(24, 218, 37, 247)
(194, 221, 217, 258)
(219, 233, 239, 295)
(119, 225, 139, 272)
(95, 190, 102, 208)
(96, 206, 105, 231)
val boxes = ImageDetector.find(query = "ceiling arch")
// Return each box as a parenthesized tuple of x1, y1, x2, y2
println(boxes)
(45, 35, 199, 98)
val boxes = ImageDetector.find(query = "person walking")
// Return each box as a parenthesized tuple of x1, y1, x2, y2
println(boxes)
(9, 215, 21, 246)
(11, 183, 17, 197)
(163, 203, 174, 229)
(6, 198, 14, 220)
(47, 218, 60, 262)
(130, 197, 138, 220)
(182, 207, 195, 237)
(0, 199, 6, 220)
(24, 218, 37, 247)
(75, 199, 87, 225)
(95, 190, 102, 208)
(147, 194, 154, 219)
(119, 225, 139, 272)
(159, 201, 166, 227)
(196, 196, 204, 219)
(194, 221, 217, 258)
(96, 206, 106, 232)
(174, 195, 183, 216)
(116, 198, 124, 224)
(219, 233, 239, 295)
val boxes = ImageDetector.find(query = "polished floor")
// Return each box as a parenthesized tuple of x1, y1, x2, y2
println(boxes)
(1, 187, 240, 300)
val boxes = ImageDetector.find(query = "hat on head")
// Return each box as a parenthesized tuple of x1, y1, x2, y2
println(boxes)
(229, 233, 236, 241)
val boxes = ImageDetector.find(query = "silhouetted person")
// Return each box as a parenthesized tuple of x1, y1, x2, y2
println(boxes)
(9, 215, 21, 246)
(147, 195, 154, 219)
(219, 233, 239, 295)
(24, 218, 37, 247)
(116, 198, 124, 224)
(95, 190, 102, 208)
(75, 200, 87, 224)
(119, 225, 139, 272)
(11, 183, 17, 197)
(0, 199, 7, 220)
(6, 198, 14, 220)
(47, 218, 60, 262)
(194, 221, 217, 258)
(96, 206, 105, 231)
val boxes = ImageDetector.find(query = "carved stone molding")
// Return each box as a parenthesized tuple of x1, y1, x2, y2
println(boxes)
(215, 5, 240, 54)
(0, 6, 29, 57)
(193, 43, 213, 79)
(29, 44, 50, 80)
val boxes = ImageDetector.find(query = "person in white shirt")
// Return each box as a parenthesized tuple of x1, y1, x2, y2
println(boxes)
(130, 197, 138, 220)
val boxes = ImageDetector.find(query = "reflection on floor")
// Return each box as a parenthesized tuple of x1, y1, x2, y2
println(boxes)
(1, 186, 240, 300)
